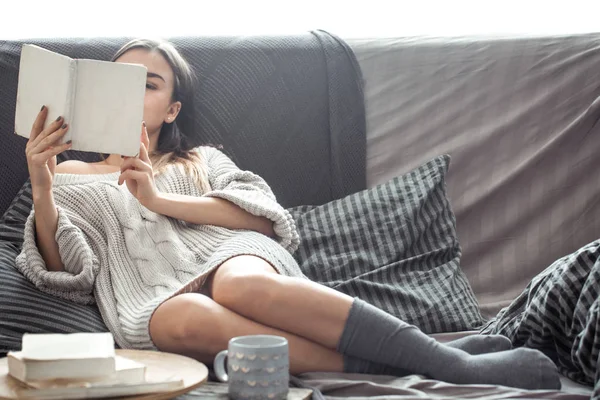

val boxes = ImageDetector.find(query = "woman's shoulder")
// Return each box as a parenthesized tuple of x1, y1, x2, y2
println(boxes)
(192, 146, 228, 166)
(193, 145, 234, 162)
(193, 145, 218, 157)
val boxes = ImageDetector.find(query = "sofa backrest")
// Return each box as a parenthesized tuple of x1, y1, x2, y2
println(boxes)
(350, 34, 600, 317)
(0, 35, 366, 214)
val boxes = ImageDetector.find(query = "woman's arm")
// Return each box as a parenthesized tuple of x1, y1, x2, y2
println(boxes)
(119, 131, 298, 250)
(25, 107, 72, 272)
(119, 130, 276, 236)
(33, 161, 95, 272)
(32, 191, 64, 272)
(148, 193, 275, 237)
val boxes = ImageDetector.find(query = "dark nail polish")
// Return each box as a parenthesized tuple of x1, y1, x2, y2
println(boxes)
(61, 123, 67, 129)
(56, 116, 62, 122)
(40, 105, 45, 111)
(142, 121, 146, 127)
(66, 140, 72, 144)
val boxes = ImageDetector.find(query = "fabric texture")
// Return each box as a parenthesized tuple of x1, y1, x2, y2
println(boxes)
(14, 146, 303, 351)
(289, 155, 484, 334)
(0, 180, 108, 356)
(0, 31, 365, 216)
(337, 298, 560, 390)
(290, 372, 591, 400)
(348, 35, 600, 318)
(0, 180, 109, 357)
(0, 241, 108, 356)
(481, 239, 600, 391)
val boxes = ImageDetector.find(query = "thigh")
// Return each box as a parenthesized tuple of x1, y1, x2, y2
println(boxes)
(149, 293, 224, 360)
(149, 290, 343, 374)
(205, 255, 278, 298)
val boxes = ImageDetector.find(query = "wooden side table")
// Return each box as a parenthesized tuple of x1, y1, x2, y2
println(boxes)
(0, 349, 208, 399)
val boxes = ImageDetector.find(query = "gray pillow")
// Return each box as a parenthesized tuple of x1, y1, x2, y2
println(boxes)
(0, 180, 108, 356)
(481, 239, 600, 387)
(288, 155, 484, 333)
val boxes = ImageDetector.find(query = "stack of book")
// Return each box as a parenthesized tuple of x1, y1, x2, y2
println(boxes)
(7, 332, 183, 399)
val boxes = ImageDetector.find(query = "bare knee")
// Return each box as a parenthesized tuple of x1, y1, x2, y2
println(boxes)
(211, 255, 278, 310)
(149, 293, 226, 362)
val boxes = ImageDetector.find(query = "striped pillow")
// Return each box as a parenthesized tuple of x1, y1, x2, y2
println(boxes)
(288, 155, 484, 333)
(480, 239, 600, 387)
(0, 180, 108, 355)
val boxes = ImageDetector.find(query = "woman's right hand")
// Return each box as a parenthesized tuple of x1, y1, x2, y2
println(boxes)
(25, 106, 72, 194)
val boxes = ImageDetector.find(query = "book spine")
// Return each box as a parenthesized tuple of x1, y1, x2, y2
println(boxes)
(64, 59, 78, 144)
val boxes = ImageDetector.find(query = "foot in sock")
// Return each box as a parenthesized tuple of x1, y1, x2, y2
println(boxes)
(338, 298, 561, 390)
(443, 348, 561, 390)
(343, 348, 561, 390)
(446, 335, 512, 355)
(345, 335, 513, 375)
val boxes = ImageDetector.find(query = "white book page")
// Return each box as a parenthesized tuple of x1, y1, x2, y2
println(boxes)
(71, 59, 146, 156)
(14, 44, 73, 139)
(21, 332, 115, 360)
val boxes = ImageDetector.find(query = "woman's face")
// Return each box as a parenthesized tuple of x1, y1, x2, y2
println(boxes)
(115, 48, 181, 149)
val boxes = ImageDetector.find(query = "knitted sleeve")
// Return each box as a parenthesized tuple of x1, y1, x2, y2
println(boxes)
(202, 147, 299, 253)
(15, 207, 100, 305)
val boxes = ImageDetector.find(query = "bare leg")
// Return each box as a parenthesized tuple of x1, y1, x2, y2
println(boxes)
(210, 255, 354, 349)
(149, 292, 343, 375)
(208, 256, 560, 390)
(210, 256, 515, 355)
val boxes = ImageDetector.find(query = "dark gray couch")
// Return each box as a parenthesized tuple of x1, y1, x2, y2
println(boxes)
(1, 33, 598, 399)
(0, 34, 366, 216)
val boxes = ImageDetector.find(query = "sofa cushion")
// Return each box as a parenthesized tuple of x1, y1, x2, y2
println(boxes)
(289, 155, 484, 333)
(480, 239, 600, 386)
(0, 180, 108, 355)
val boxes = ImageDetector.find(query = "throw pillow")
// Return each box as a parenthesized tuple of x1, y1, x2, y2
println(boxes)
(0, 180, 108, 356)
(480, 239, 600, 386)
(288, 155, 484, 333)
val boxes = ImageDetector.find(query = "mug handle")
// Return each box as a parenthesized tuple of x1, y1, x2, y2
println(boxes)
(213, 350, 229, 382)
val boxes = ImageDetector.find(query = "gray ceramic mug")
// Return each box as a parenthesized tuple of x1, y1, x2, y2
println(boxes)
(214, 335, 289, 400)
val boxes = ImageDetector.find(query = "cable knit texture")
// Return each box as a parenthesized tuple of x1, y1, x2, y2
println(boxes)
(15, 146, 303, 350)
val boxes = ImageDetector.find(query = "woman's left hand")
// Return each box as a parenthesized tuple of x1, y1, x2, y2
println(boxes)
(118, 122, 158, 209)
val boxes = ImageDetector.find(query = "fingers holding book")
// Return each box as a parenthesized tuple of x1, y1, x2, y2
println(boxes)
(28, 104, 48, 142)
(119, 122, 152, 175)
(27, 115, 70, 157)
(25, 106, 72, 193)
(118, 121, 158, 208)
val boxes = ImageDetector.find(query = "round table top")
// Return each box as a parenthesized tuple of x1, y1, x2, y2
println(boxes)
(0, 349, 208, 400)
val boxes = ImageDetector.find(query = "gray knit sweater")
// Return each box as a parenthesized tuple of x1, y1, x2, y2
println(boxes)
(16, 146, 303, 350)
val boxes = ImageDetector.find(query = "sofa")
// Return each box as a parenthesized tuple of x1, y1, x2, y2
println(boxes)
(1, 32, 599, 399)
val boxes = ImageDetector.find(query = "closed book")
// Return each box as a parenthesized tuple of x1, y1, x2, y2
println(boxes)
(24, 355, 146, 388)
(8, 332, 116, 382)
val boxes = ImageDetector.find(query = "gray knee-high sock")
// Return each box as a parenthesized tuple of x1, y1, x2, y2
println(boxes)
(337, 299, 560, 390)
(445, 334, 512, 354)
(344, 335, 512, 376)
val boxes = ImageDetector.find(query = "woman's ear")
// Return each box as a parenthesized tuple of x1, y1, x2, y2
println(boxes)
(165, 101, 182, 124)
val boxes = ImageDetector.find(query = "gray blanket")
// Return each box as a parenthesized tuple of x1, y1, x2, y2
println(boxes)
(481, 240, 600, 397)
(0, 31, 365, 216)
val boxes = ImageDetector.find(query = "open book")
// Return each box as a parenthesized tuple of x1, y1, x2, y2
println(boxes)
(14, 44, 147, 156)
